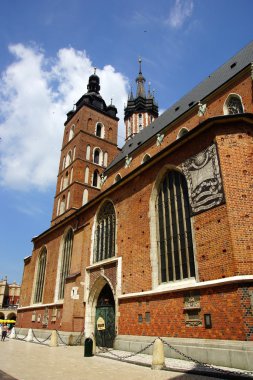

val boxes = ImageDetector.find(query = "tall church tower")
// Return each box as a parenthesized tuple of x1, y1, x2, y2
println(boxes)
(124, 58, 158, 140)
(51, 70, 119, 226)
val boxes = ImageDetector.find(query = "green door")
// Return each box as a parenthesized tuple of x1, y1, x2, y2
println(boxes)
(95, 283, 115, 348)
(95, 305, 115, 348)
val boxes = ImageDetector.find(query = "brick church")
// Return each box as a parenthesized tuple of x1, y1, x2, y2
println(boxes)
(18, 41, 253, 367)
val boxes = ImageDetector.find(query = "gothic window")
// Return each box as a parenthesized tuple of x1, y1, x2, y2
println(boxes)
(114, 173, 122, 183)
(92, 170, 100, 187)
(156, 170, 195, 283)
(177, 128, 189, 139)
(138, 113, 143, 131)
(63, 171, 69, 189)
(95, 122, 104, 138)
(142, 154, 151, 164)
(93, 148, 102, 165)
(224, 94, 244, 115)
(69, 125, 75, 141)
(34, 247, 47, 303)
(65, 151, 72, 167)
(58, 229, 73, 300)
(57, 198, 61, 216)
(60, 176, 63, 191)
(84, 166, 89, 183)
(62, 157, 66, 170)
(82, 189, 88, 205)
(127, 120, 131, 137)
(86, 145, 91, 160)
(73, 146, 76, 160)
(94, 201, 116, 262)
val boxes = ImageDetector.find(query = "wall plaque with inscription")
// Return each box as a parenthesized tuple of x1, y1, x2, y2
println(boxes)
(97, 316, 106, 330)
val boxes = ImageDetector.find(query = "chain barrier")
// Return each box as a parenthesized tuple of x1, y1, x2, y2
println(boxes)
(55, 330, 68, 346)
(32, 329, 52, 344)
(71, 331, 84, 346)
(159, 337, 253, 378)
(96, 339, 156, 360)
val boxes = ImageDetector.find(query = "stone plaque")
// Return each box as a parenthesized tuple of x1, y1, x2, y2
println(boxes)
(181, 143, 224, 215)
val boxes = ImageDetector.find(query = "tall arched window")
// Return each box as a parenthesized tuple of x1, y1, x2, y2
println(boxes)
(224, 94, 244, 115)
(65, 151, 72, 167)
(156, 170, 195, 283)
(94, 201, 116, 262)
(94, 148, 102, 165)
(34, 247, 47, 303)
(86, 145, 91, 160)
(96, 122, 104, 138)
(92, 170, 100, 187)
(63, 171, 69, 189)
(58, 229, 73, 299)
(69, 125, 75, 141)
(142, 154, 151, 164)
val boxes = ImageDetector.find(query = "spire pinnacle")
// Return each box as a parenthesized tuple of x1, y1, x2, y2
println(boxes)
(136, 57, 146, 98)
(138, 57, 142, 74)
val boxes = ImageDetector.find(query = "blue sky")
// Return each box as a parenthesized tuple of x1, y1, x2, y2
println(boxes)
(0, 0, 253, 284)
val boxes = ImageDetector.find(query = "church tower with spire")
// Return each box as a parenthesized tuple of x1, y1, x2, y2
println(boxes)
(124, 58, 158, 140)
(51, 70, 119, 226)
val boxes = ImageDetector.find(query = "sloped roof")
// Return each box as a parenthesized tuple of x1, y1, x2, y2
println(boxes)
(106, 40, 253, 172)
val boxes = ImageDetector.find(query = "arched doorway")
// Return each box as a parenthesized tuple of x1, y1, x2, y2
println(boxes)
(95, 283, 115, 348)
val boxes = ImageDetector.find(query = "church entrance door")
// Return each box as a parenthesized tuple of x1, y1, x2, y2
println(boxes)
(95, 283, 115, 348)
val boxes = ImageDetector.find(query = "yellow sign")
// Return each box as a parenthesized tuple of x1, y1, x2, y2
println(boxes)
(97, 316, 106, 330)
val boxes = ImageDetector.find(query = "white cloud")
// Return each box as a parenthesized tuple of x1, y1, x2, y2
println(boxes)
(0, 44, 128, 191)
(167, 0, 194, 29)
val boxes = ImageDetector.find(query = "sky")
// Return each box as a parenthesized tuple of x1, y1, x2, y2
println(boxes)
(0, 0, 253, 284)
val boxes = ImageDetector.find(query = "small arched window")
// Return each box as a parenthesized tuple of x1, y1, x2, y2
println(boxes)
(93, 148, 102, 165)
(177, 128, 189, 139)
(69, 125, 75, 141)
(34, 247, 47, 303)
(114, 173, 122, 183)
(156, 170, 195, 283)
(63, 171, 69, 189)
(65, 151, 72, 167)
(58, 229, 73, 299)
(142, 154, 151, 164)
(95, 122, 104, 138)
(82, 189, 88, 205)
(92, 170, 100, 188)
(86, 145, 91, 160)
(73, 146, 76, 161)
(94, 201, 116, 262)
(224, 94, 244, 115)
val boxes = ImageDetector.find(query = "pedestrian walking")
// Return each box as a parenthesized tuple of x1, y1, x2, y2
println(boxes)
(1, 324, 8, 341)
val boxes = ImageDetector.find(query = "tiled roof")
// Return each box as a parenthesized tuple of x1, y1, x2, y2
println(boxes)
(106, 40, 253, 172)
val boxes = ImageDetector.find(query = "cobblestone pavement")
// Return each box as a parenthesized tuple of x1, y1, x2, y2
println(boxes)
(0, 339, 215, 380)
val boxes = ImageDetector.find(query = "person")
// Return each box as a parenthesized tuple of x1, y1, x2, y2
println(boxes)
(1, 324, 8, 341)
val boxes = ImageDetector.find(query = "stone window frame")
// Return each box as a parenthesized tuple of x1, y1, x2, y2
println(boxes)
(33, 247, 47, 304)
(177, 127, 189, 139)
(149, 166, 197, 289)
(69, 124, 75, 141)
(95, 122, 105, 138)
(93, 147, 103, 166)
(223, 93, 244, 115)
(93, 200, 116, 263)
(55, 228, 74, 301)
(141, 153, 151, 164)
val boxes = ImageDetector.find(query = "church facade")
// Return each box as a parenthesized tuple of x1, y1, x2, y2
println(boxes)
(17, 42, 253, 366)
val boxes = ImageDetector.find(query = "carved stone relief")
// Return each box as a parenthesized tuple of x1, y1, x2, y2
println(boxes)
(181, 143, 224, 215)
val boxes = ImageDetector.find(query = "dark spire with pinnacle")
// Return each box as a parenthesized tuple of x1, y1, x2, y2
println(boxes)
(124, 58, 158, 123)
(87, 67, 101, 94)
(136, 58, 146, 98)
